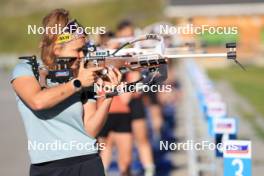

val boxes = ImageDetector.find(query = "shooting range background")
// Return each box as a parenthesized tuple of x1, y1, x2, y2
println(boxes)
(0, 0, 264, 175)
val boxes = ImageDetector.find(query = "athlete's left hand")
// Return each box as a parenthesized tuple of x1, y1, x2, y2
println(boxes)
(96, 66, 122, 88)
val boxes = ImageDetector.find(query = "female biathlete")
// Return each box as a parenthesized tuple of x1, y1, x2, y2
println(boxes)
(11, 9, 121, 176)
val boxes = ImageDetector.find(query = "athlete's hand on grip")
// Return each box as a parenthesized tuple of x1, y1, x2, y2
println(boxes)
(96, 66, 122, 88)
(77, 60, 104, 87)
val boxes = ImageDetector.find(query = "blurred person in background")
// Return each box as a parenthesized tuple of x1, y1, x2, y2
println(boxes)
(98, 19, 156, 176)
(98, 31, 115, 48)
(11, 9, 122, 176)
(118, 20, 157, 176)
(97, 26, 133, 175)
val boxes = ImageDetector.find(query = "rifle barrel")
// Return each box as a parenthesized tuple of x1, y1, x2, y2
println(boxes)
(164, 53, 227, 59)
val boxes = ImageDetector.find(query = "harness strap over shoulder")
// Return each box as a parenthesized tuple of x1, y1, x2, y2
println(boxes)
(18, 55, 40, 81)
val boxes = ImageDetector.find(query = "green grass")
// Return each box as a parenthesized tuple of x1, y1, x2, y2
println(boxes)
(199, 31, 239, 46)
(241, 109, 264, 139)
(207, 66, 264, 117)
(261, 27, 264, 44)
(0, 0, 164, 53)
(208, 66, 264, 139)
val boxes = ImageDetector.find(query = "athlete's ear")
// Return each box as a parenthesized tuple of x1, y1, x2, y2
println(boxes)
(53, 44, 62, 56)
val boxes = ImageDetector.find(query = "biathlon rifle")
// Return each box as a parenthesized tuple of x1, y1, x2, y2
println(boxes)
(19, 34, 243, 98)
